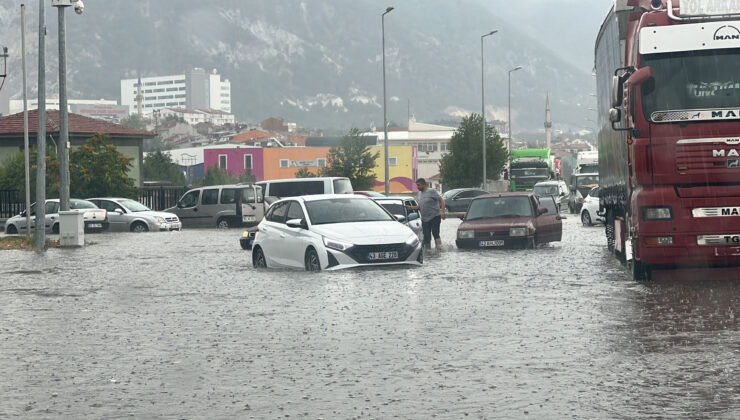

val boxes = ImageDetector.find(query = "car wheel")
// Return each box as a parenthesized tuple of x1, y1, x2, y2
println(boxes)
(5, 224, 18, 234)
(304, 248, 321, 272)
(252, 246, 267, 268)
(52, 224, 59, 234)
(581, 211, 592, 226)
(130, 222, 149, 233)
(217, 217, 230, 229)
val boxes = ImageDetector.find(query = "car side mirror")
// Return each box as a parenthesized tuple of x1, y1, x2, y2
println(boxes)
(406, 212, 419, 222)
(538, 207, 548, 215)
(286, 218, 308, 229)
(457, 213, 465, 220)
(394, 214, 407, 223)
(114, 209, 123, 214)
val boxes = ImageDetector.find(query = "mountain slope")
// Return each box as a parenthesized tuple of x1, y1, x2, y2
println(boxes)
(0, 0, 594, 132)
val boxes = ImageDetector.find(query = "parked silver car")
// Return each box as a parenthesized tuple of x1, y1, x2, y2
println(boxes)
(372, 196, 422, 238)
(87, 197, 182, 232)
(4, 198, 109, 234)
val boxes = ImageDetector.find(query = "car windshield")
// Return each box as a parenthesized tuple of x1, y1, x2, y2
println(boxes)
(69, 200, 97, 209)
(120, 199, 151, 212)
(466, 196, 533, 220)
(575, 175, 599, 186)
(533, 185, 558, 196)
(305, 198, 393, 225)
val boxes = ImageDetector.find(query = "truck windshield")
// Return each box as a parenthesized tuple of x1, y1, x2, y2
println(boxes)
(641, 48, 740, 118)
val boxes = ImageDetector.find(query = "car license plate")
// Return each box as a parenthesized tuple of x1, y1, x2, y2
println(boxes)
(89, 223, 102, 228)
(367, 251, 398, 260)
(244, 215, 256, 222)
(479, 240, 504, 247)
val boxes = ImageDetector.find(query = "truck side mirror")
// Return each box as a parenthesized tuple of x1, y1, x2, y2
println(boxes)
(611, 75, 623, 108)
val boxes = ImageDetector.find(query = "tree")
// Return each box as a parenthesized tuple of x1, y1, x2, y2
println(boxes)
(295, 167, 317, 178)
(320, 128, 379, 190)
(69, 133, 139, 198)
(439, 114, 507, 189)
(142, 150, 187, 186)
(199, 167, 234, 186)
(0, 148, 60, 201)
(120, 113, 147, 131)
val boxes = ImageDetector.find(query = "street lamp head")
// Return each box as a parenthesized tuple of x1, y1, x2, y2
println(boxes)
(511, 66, 523, 72)
(74, 0, 84, 15)
(384, 6, 394, 14)
(486, 30, 498, 36)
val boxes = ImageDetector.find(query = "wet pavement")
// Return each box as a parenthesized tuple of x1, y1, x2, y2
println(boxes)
(1, 216, 739, 418)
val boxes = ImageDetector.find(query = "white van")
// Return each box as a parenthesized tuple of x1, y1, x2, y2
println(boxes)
(257, 177, 353, 203)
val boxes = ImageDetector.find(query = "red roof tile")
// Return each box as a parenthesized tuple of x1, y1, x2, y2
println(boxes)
(0, 110, 154, 137)
(232, 129, 273, 143)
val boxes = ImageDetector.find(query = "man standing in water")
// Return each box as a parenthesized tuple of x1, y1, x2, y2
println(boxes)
(406, 178, 445, 250)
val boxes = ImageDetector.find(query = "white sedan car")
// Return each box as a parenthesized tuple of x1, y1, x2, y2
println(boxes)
(580, 187, 604, 226)
(252, 194, 423, 271)
(87, 197, 182, 232)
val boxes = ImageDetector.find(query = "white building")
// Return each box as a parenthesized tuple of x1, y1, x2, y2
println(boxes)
(120, 68, 231, 116)
(8, 98, 118, 115)
(159, 108, 235, 126)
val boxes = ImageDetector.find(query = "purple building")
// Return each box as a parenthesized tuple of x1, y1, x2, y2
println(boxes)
(204, 147, 265, 181)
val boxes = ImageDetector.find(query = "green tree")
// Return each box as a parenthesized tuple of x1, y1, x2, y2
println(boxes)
(69, 133, 139, 198)
(294, 167, 317, 178)
(120, 113, 147, 131)
(199, 167, 236, 186)
(143, 150, 187, 186)
(0, 147, 60, 201)
(319, 128, 379, 190)
(439, 114, 507, 189)
(237, 168, 257, 184)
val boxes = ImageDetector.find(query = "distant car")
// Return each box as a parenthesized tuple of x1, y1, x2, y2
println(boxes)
(579, 187, 604, 226)
(354, 190, 385, 197)
(372, 196, 422, 238)
(442, 188, 489, 212)
(567, 173, 599, 214)
(533, 180, 569, 212)
(455, 193, 562, 249)
(4, 198, 109, 235)
(239, 227, 259, 250)
(87, 197, 182, 232)
(251, 194, 423, 271)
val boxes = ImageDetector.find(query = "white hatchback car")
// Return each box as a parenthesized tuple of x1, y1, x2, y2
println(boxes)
(580, 187, 604, 226)
(252, 195, 423, 271)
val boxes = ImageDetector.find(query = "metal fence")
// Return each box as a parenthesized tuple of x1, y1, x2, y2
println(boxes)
(139, 186, 187, 211)
(0, 187, 187, 219)
(0, 190, 24, 219)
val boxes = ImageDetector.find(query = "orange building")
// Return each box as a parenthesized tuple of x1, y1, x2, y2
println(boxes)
(262, 148, 331, 180)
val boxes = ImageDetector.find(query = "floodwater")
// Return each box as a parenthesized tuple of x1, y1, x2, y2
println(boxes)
(1, 217, 739, 418)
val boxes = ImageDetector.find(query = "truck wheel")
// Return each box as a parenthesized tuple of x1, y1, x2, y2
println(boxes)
(630, 256, 652, 281)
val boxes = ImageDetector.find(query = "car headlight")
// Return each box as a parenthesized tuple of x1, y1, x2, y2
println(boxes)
(155, 216, 165, 223)
(323, 236, 354, 251)
(458, 230, 474, 239)
(405, 234, 420, 246)
(643, 206, 672, 221)
(509, 227, 527, 237)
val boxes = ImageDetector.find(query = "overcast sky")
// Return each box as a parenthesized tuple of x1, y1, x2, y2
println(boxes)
(479, 0, 615, 73)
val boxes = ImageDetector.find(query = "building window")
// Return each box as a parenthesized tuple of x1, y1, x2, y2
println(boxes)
(145, 82, 156, 86)
(279, 159, 289, 168)
(218, 154, 227, 169)
(317, 158, 327, 168)
(389, 157, 398, 166)
(244, 154, 253, 170)
(440, 143, 448, 152)
(157, 80, 174, 85)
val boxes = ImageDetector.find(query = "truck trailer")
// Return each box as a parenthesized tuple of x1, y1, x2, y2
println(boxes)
(596, 0, 740, 279)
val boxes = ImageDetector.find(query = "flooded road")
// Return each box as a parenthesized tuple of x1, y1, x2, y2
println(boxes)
(1, 216, 739, 418)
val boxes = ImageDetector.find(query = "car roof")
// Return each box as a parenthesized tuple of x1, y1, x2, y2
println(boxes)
(473, 192, 535, 200)
(374, 195, 415, 200)
(534, 181, 561, 186)
(276, 194, 366, 203)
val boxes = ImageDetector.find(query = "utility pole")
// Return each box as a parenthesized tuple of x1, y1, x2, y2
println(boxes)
(22, 4, 31, 236)
(381, 6, 394, 195)
(35, 0, 47, 249)
(55, 1, 70, 211)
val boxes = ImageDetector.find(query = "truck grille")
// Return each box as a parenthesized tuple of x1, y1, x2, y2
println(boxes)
(676, 141, 738, 172)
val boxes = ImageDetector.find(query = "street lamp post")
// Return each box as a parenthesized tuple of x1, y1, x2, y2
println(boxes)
(382, 6, 394, 195)
(507, 66, 522, 174)
(52, 0, 83, 212)
(35, 0, 47, 249)
(480, 30, 497, 190)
